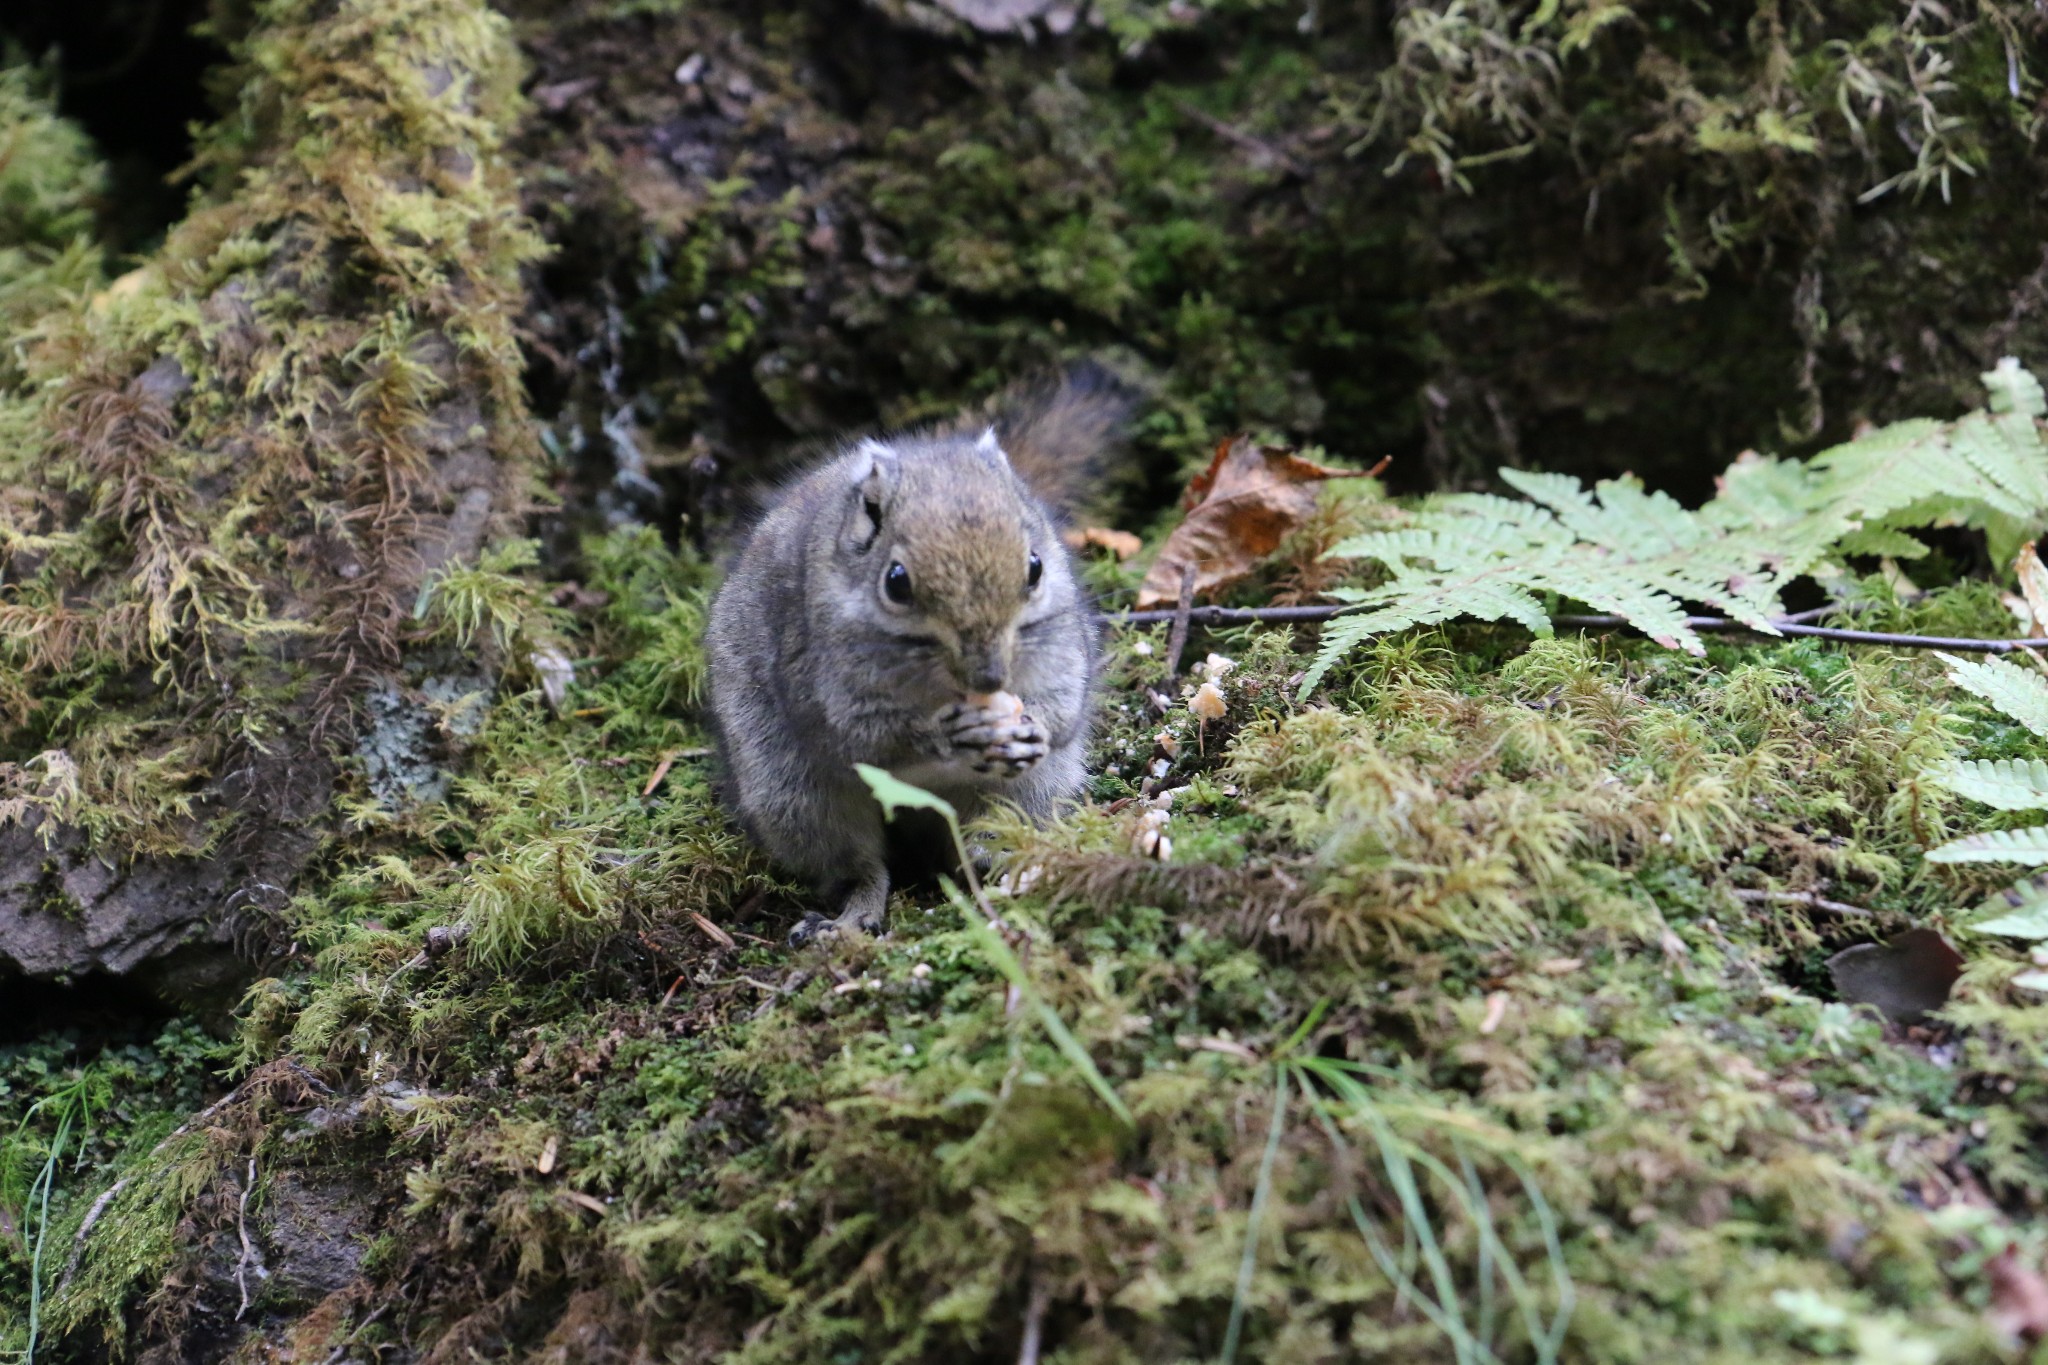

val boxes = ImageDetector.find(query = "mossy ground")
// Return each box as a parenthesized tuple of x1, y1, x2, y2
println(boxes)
(9, 1, 2048, 1361)
(16, 529, 2048, 1361)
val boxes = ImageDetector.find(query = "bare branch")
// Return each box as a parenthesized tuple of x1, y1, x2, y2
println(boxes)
(1111, 601, 2041, 653)
(1163, 563, 1198, 681)
(1730, 888, 1875, 917)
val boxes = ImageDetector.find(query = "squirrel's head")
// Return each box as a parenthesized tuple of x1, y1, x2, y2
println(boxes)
(832, 429, 1075, 696)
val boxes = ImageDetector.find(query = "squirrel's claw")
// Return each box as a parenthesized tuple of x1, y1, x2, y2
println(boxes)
(787, 911, 835, 948)
(790, 870, 891, 946)
(939, 701, 1049, 777)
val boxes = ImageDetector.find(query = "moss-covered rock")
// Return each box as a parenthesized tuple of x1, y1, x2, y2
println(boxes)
(517, 0, 2048, 525)
(0, 0, 544, 994)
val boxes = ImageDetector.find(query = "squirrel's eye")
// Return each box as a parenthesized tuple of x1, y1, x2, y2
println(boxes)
(883, 561, 913, 605)
(1026, 553, 1044, 590)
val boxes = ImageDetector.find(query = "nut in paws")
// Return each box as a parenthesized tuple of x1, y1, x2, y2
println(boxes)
(939, 693, 1049, 776)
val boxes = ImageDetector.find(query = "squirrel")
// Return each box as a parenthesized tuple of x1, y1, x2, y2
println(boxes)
(704, 367, 1134, 943)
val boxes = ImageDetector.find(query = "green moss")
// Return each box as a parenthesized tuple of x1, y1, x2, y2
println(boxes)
(0, 66, 107, 360)
(0, 0, 547, 860)
(26, 567, 2030, 1359)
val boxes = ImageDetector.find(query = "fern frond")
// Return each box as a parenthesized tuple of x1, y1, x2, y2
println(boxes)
(1925, 825, 2048, 865)
(1984, 355, 2048, 420)
(1971, 875, 2048, 939)
(1935, 652, 2048, 738)
(1930, 758, 2048, 810)
(1793, 361, 2048, 569)
(1310, 472, 1793, 691)
(1303, 360, 2048, 691)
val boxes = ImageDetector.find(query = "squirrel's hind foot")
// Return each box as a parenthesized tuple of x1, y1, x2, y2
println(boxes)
(789, 870, 890, 947)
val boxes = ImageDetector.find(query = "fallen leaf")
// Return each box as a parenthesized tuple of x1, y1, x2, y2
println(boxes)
(560, 1189, 610, 1217)
(531, 647, 576, 712)
(690, 912, 736, 950)
(643, 752, 678, 796)
(2018, 542, 2048, 638)
(1987, 1245, 2048, 1345)
(1827, 927, 1965, 1025)
(1135, 436, 1370, 607)
(537, 1135, 559, 1175)
(1063, 526, 1143, 560)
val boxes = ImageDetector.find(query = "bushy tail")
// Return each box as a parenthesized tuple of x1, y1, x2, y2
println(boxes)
(976, 361, 1140, 518)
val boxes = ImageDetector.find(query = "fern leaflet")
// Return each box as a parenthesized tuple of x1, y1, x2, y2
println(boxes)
(1926, 827, 2048, 865)
(1932, 759, 2048, 811)
(1933, 653, 2048, 739)
(1925, 651, 2048, 892)
(1972, 879, 2048, 939)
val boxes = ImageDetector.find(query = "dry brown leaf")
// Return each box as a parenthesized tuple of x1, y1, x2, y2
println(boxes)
(1988, 1245, 2048, 1344)
(1826, 926, 1964, 1025)
(1135, 435, 1369, 607)
(560, 1189, 610, 1218)
(2017, 541, 2048, 638)
(1063, 526, 1143, 560)
(690, 912, 737, 950)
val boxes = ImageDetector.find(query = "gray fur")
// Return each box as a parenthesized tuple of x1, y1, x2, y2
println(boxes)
(706, 405, 1112, 942)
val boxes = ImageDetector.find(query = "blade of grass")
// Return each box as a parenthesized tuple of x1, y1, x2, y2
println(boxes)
(1295, 1058, 1489, 1365)
(859, 760, 1132, 1127)
(1271, 997, 1330, 1061)
(1222, 1066, 1290, 1365)
(1306, 1095, 1492, 1364)
(1459, 1145, 1497, 1350)
(1291, 1055, 1574, 1365)
(954, 889, 1133, 1126)
(1503, 1150, 1576, 1357)
(19, 1082, 91, 1365)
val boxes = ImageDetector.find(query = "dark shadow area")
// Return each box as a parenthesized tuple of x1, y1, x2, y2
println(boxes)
(0, 969, 178, 1046)
(1, 0, 222, 253)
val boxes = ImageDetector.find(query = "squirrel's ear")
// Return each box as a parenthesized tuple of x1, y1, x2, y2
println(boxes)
(975, 425, 1008, 462)
(851, 439, 897, 551)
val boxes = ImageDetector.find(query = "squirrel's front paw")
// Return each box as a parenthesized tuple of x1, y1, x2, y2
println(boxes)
(938, 694, 1050, 777)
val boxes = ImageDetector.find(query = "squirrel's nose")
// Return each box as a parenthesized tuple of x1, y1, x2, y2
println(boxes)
(961, 643, 1006, 693)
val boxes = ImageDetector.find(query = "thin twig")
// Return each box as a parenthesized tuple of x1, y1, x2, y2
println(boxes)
(1163, 563, 1198, 680)
(321, 1303, 390, 1365)
(1730, 888, 1874, 917)
(235, 1155, 258, 1320)
(1557, 614, 2048, 653)
(1017, 1276, 1052, 1365)
(392, 920, 474, 977)
(63, 1062, 330, 1287)
(1113, 601, 2042, 653)
(1122, 602, 1357, 627)
(1173, 98, 1310, 178)
(1761, 623, 2042, 653)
